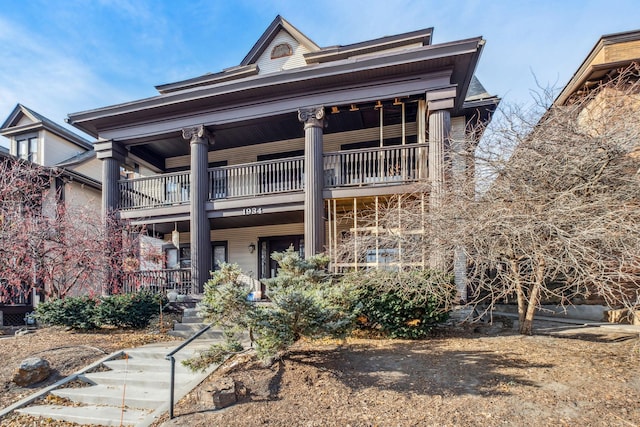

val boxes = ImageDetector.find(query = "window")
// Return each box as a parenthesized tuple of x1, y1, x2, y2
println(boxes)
(212, 241, 228, 271)
(271, 43, 292, 59)
(16, 136, 38, 162)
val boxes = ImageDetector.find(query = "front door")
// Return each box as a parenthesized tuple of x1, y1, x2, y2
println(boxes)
(212, 241, 228, 271)
(258, 235, 304, 296)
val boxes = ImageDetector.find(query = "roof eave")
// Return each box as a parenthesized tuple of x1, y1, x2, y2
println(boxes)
(304, 27, 434, 64)
(68, 37, 485, 134)
(155, 64, 259, 94)
(555, 29, 640, 105)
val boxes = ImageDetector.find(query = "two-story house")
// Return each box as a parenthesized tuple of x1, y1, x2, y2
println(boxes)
(67, 16, 499, 298)
(0, 105, 102, 325)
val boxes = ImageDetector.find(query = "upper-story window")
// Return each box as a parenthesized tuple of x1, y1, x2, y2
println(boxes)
(16, 135, 38, 163)
(271, 43, 292, 59)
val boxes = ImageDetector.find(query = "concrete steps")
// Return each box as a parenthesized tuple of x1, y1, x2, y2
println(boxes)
(16, 338, 226, 426)
(168, 307, 222, 339)
(79, 370, 196, 388)
(17, 404, 150, 427)
(51, 384, 165, 410)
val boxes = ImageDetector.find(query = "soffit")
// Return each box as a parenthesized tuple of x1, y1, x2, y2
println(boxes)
(69, 37, 482, 138)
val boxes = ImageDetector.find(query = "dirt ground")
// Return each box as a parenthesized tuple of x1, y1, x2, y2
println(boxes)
(155, 324, 640, 427)
(1, 323, 639, 427)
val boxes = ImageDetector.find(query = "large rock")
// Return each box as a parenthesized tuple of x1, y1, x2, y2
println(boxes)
(206, 377, 246, 409)
(13, 357, 51, 386)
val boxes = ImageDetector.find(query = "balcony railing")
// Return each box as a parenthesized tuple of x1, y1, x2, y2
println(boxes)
(120, 171, 190, 210)
(121, 268, 192, 295)
(323, 143, 427, 187)
(118, 144, 426, 210)
(208, 156, 304, 199)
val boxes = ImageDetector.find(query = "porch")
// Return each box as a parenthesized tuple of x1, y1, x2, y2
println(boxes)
(118, 143, 427, 211)
(121, 269, 192, 296)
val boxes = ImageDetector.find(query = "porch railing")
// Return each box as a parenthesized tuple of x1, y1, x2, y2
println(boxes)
(117, 144, 427, 210)
(119, 171, 190, 210)
(121, 268, 192, 295)
(208, 156, 304, 199)
(323, 143, 427, 187)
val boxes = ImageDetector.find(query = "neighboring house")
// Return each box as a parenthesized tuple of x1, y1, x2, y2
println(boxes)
(67, 16, 499, 297)
(0, 105, 102, 325)
(555, 29, 640, 108)
(0, 104, 102, 212)
(550, 29, 640, 321)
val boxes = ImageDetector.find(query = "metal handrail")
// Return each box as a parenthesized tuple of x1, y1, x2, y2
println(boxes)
(165, 322, 213, 419)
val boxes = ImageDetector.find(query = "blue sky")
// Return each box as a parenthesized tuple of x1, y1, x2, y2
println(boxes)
(1, 0, 639, 146)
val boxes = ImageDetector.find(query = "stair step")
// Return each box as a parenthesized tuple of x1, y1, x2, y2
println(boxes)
(181, 316, 205, 323)
(79, 370, 196, 388)
(182, 308, 200, 317)
(168, 330, 225, 340)
(51, 384, 164, 410)
(172, 323, 223, 335)
(17, 404, 150, 427)
(103, 359, 192, 374)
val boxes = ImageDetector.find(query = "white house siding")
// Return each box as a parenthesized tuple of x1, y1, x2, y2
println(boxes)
(256, 30, 311, 74)
(166, 222, 304, 287)
(42, 131, 87, 167)
(67, 156, 102, 182)
(16, 115, 33, 127)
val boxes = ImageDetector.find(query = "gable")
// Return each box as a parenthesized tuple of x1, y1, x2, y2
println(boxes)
(256, 30, 310, 74)
(16, 114, 35, 127)
(1, 104, 38, 130)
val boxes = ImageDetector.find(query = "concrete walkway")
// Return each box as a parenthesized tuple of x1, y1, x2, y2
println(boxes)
(15, 338, 224, 426)
(494, 311, 640, 340)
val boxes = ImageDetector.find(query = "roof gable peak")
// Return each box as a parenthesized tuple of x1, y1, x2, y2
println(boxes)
(1, 104, 41, 129)
(241, 15, 320, 66)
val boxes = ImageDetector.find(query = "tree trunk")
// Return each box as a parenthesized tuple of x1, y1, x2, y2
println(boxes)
(519, 261, 545, 335)
(511, 259, 526, 326)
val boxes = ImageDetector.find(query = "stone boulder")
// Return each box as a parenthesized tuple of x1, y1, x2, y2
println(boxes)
(13, 357, 51, 386)
(206, 377, 246, 409)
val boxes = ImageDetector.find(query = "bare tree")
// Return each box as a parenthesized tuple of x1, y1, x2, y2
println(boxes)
(334, 64, 640, 334)
(0, 157, 143, 301)
(463, 64, 640, 333)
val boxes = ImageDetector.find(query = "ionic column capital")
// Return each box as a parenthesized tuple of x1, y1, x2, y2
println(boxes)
(182, 125, 212, 145)
(298, 106, 325, 129)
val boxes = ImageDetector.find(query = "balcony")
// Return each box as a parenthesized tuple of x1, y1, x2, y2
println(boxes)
(118, 144, 426, 211)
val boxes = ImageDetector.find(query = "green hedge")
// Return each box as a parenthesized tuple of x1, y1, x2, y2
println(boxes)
(35, 296, 100, 330)
(343, 269, 455, 339)
(96, 291, 164, 329)
(35, 291, 164, 330)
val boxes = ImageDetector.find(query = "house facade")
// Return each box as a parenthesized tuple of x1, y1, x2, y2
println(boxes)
(67, 16, 498, 297)
(0, 104, 102, 212)
(0, 105, 102, 325)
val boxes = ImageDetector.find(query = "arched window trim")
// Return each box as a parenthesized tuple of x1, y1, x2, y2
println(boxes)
(271, 43, 293, 59)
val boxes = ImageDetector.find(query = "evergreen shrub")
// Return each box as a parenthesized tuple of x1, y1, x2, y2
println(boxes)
(342, 269, 455, 339)
(96, 291, 164, 328)
(35, 296, 100, 330)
